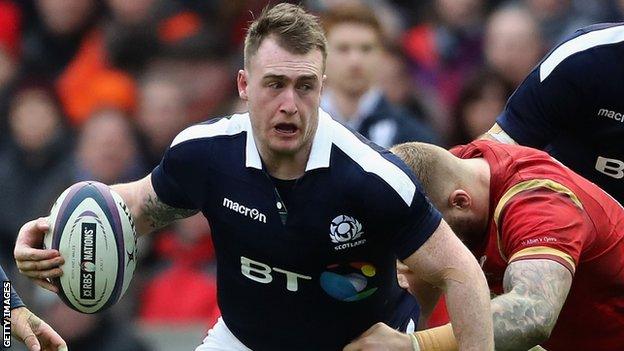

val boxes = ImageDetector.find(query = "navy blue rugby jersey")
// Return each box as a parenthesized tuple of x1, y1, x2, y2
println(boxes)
(151, 109, 442, 350)
(497, 23, 624, 205)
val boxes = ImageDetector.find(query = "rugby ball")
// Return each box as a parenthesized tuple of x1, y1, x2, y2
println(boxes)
(44, 181, 138, 313)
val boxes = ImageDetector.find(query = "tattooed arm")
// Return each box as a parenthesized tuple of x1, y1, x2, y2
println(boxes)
(344, 259, 568, 351)
(491, 259, 572, 351)
(112, 175, 198, 236)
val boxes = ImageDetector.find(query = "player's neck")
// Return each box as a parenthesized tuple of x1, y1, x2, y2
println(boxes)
(464, 157, 491, 221)
(331, 87, 366, 121)
(464, 156, 490, 184)
(260, 143, 312, 180)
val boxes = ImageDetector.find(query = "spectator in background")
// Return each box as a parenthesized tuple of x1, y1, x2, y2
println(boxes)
(103, 0, 159, 73)
(144, 58, 234, 122)
(53, 0, 142, 126)
(0, 81, 73, 270)
(20, 0, 99, 79)
(524, 0, 596, 47)
(74, 108, 146, 184)
(452, 68, 513, 144)
(105, 0, 235, 121)
(136, 71, 191, 167)
(401, 0, 486, 138)
(15, 0, 140, 126)
(484, 4, 544, 87)
(321, 3, 439, 148)
(376, 46, 440, 139)
(104, 0, 223, 73)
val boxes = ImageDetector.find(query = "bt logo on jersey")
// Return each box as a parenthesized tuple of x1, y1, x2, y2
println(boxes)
(240, 256, 379, 301)
(240, 256, 311, 292)
(595, 156, 624, 179)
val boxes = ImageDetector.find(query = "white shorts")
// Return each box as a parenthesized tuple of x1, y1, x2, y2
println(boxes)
(195, 318, 252, 351)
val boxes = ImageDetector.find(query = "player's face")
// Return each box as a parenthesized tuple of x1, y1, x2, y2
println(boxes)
(325, 23, 381, 96)
(238, 36, 325, 158)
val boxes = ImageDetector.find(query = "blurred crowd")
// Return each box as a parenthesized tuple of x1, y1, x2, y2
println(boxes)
(1, 0, 623, 349)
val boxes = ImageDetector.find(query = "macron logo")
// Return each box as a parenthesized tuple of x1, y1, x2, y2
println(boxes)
(223, 197, 267, 223)
(598, 108, 624, 122)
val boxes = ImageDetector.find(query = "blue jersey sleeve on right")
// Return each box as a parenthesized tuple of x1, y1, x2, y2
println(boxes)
(497, 62, 581, 148)
(496, 23, 624, 148)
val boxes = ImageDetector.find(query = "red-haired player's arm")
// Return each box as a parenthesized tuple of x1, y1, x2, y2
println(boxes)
(491, 259, 572, 350)
(490, 187, 587, 349)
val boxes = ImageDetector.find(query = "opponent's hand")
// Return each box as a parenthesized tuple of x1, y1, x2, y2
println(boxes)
(14, 217, 64, 292)
(11, 307, 67, 351)
(343, 323, 413, 351)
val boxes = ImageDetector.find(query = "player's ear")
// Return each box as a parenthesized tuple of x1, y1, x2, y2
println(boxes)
(449, 189, 471, 210)
(237, 69, 249, 101)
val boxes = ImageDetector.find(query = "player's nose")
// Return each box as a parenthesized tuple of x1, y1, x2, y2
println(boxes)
(279, 88, 298, 116)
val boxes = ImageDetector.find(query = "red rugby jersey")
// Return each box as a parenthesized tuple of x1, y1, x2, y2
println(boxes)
(451, 140, 624, 351)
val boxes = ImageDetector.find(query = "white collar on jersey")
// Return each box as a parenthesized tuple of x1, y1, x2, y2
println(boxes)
(245, 108, 334, 171)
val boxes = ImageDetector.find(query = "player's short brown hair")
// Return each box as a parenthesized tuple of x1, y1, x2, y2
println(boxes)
(320, 3, 383, 40)
(244, 3, 327, 70)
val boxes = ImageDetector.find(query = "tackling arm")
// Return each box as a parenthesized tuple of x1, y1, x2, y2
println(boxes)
(397, 260, 442, 329)
(491, 259, 572, 351)
(403, 220, 494, 350)
(346, 257, 571, 351)
(111, 175, 198, 236)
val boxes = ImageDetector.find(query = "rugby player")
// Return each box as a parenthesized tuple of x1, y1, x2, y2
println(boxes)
(13, 4, 493, 351)
(484, 23, 624, 205)
(347, 140, 624, 351)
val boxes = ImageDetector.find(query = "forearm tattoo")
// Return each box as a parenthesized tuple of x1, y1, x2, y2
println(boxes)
(491, 260, 572, 351)
(141, 193, 198, 230)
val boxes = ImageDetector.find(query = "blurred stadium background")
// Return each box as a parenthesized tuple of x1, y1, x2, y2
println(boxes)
(1, 0, 622, 350)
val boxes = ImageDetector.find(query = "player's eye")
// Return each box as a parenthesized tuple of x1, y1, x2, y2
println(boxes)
(361, 44, 374, 53)
(336, 44, 349, 53)
(267, 81, 283, 89)
(298, 83, 313, 92)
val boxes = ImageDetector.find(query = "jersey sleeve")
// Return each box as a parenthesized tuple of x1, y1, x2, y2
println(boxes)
(151, 141, 208, 210)
(496, 55, 581, 148)
(497, 187, 593, 274)
(391, 181, 443, 261)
